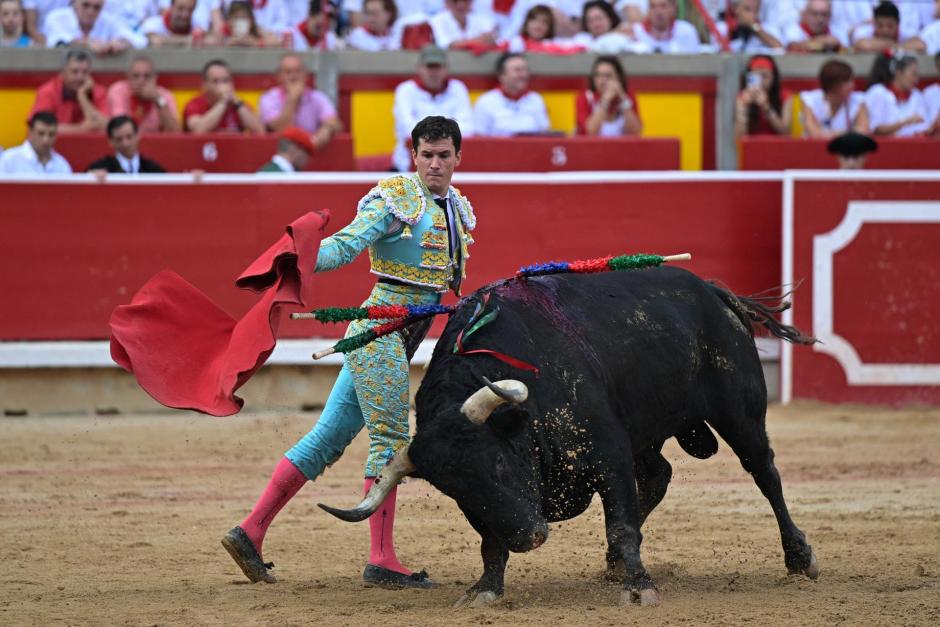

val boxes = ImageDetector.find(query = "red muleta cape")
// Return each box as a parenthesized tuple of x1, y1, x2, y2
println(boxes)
(109, 211, 328, 416)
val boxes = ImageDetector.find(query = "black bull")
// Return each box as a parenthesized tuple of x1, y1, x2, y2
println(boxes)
(321, 267, 819, 607)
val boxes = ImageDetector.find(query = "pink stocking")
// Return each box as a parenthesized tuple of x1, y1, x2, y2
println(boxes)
(365, 477, 410, 574)
(240, 457, 307, 559)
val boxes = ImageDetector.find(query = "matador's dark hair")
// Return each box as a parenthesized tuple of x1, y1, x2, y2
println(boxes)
(411, 116, 462, 153)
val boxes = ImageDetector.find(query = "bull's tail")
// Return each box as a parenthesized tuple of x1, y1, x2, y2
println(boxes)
(711, 283, 816, 346)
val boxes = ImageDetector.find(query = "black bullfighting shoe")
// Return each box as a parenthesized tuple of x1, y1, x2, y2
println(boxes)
(362, 564, 439, 589)
(221, 526, 277, 583)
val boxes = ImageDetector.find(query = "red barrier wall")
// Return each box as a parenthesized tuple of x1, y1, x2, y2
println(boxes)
(0, 174, 782, 341)
(783, 172, 940, 406)
(54, 133, 356, 173)
(740, 137, 940, 171)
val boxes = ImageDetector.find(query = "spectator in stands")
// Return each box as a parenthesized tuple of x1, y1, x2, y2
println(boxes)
(141, 0, 218, 47)
(904, 10, 940, 55)
(288, 0, 339, 49)
(260, 52, 342, 147)
(734, 54, 792, 137)
(629, 0, 701, 54)
(220, 0, 276, 46)
(30, 48, 107, 133)
(573, 0, 640, 53)
(576, 54, 641, 136)
(852, 1, 904, 52)
(219, 0, 290, 35)
(784, 0, 846, 53)
(391, 44, 473, 171)
(430, 0, 497, 50)
(87, 115, 166, 174)
(473, 52, 550, 136)
(183, 59, 265, 134)
(1, 0, 33, 47)
(827, 131, 878, 169)
(801, 59, 869, 138)
(106, 56, 181, 134)
(505, 4, 584, 53)
(923, 52, 940, 135)
(257, 126, 316, 171)
(0, 110, 72, 173)
(346, 0, 396, 50)
(501, 0, 582, 40)
(43, 0, 147, 51)
(22, 0, 68, 45)
(716, 0, 784, 54)
(865, 49, 931, 136)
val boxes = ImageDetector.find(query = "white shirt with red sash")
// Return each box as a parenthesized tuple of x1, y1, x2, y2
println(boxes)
(865, 83, 932, 137)
(782, 20, 848, 49)
(631, 18, 701, 53)
(472, 87, 550, 137)
(392, 77, 475, 171)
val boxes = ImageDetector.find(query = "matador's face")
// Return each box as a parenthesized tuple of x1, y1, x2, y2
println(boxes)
(413, 137, 461, 196)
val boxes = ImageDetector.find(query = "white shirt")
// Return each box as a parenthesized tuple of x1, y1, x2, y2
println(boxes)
(288, 24, 339, 50)
(22, 0, 70, 29)
(140, 1, 214, 35)
(0, 140, 72, 174)
(429, 10, 494, 48)
(346, 25, 398, 50)
(102, 0, 161, 30)
(572, 30, 646, 54)
(917, 20, 940, 55)
(631, 19, 701, 53)
(923, 83, 940, 130)
(800, 89, 865, 134)
(782, 21, 849, 49)
(473, 88, 550, 137)
(392, 77, 474, 171)
(116, 152, 141, 174)
(715, 20, 784, 53)
(216, 0, 290, 33)
(43, 6, 147, 48)
(865, 83, 932, 137)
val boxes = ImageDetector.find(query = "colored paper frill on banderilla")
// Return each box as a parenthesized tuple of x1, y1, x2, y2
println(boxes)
(108, 211, 329, 417)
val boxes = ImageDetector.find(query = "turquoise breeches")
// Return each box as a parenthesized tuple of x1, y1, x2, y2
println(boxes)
(285, 281, 440, 479)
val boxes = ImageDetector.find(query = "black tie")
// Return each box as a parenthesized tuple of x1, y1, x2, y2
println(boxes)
(433, 197, 462, 293)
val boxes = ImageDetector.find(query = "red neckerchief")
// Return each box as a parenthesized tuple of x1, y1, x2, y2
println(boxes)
(799, 22, 828, 38)
(416, 76, 449, 96)
(500, 86, 530, 102)
(163, 10, 191, 34)
(642, 18, 675, 41)
(493, 0, 514, 15)
(298, 19, 327, 48)
(251, 0, 268, 7)
(889, 84, 911, 103)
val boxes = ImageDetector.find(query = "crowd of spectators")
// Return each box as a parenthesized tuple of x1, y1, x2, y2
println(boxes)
(1, 0, 940, 174)
(0, 0, 938, 55)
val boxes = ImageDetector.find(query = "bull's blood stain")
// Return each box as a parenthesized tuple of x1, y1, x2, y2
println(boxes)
(497, 278, 601, 370)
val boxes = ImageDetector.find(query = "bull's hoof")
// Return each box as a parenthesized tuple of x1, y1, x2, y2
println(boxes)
(453, 590, 501, 608)
(620, 587, 662, 607)
(788, 548, 819, 580)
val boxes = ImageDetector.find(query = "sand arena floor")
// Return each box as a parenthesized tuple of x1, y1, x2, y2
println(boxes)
(1, 402, 938, 626)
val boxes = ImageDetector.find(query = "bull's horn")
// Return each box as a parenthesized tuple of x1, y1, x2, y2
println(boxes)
(461, 378, 529, 425)
(317, 446, 415, 522)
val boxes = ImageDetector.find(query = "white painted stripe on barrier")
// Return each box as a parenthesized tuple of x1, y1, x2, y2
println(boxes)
(781, 173, 795, 405)
(0, 337, 778, 368)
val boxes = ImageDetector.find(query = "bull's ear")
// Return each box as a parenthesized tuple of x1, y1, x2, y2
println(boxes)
(486, 406, 529, 438)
